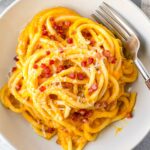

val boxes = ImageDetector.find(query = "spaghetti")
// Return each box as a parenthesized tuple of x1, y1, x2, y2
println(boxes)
(0, 7, 138, 150)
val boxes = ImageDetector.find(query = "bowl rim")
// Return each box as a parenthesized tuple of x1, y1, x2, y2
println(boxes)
(0, 0, 150, 150)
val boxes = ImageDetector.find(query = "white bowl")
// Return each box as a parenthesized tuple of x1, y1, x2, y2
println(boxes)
(0, 0, 150, 150)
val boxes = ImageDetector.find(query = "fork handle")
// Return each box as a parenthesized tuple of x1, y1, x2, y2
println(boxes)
(135, 58, 150, 89)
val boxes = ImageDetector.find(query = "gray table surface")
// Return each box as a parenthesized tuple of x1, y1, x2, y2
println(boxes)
(0, 0, 149, 150)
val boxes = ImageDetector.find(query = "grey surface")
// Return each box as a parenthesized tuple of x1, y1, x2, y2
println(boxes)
(0, 0, 150, 150)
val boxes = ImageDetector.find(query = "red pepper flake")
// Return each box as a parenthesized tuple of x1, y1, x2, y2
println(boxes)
(88, 83, 98, 94)
(46, 51, 51, 55)
(126, 112, 133, 119)
(14, 56, 19, 62)
(64, 21, 71, 27)
(15, 84, 21, 91)
(77, 73, 85, 80)
(68, 73, 76, 79)
(33, 64, 38, 69)
(12, 67, 17, 72)
(67, 38, 73, 44)
(49, 59, 55, 65)
(39, 86, 46, 92)
(40, 63, 47, 69)
(88, 57, 94, 65)
(81, 60, 87, 67)
(56, 65, 64, 73)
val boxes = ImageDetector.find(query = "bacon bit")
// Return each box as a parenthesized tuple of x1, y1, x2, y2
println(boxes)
(68, 73, 76, 79)
(88, 57, 94, 65)
(33, 64, 38, 69)
(54, 24, 62, 30)
(126, 112, 133, 119)
(82, 118, 88, 123)
(77, 73, 85, 80)
(84, 32, 91, 37)
(81, 60, 87, 67)
(44, 67, 51, 74)
(61, 34, 66, 39)
(90, 39, 95, 46)
(49, 94, 57, 100)
(94, 101, 108, 109)
(64, 65, 70, 69)
(56, 65, 64, 73)
(64, 21, 71, 27)
(63, 82, 73, 88)
(108, 56, 117, 64)
(58, 21, 64, 27)
(88, 83, 98, 94)
(103, 50, 117, 64)
(49, 59, 55, 65)
(78, 109, 87, 116)
(43, 67, 52, 78)
(42, 30, 48, 36)
(42, 25, 46, 30)
(46, 51, 51, 55)
(40, 63, 47, 69)
(12, 67, 17, 72)
(67, 38, 73, 44)
(58, 29, 63, 34)
(102, 50, 111, 58)
(15, 84, 21, 91)
(85, 110, 93, 117)
(14, 56, 19, 61)
(50, 17, 55, 22)
(71, 112, 80, 121)
(91, 83, 98, 91)
(42, 25, 48, 36)
(59, 48, 64, 53)
(39, 86, 46, 92)
(49, 35, 56, 40)
(46, 128, 55, 133)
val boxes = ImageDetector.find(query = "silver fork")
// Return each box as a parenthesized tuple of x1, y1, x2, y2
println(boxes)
(92, 2, 150, 89)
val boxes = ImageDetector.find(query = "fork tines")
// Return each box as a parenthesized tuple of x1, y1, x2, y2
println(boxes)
(92, 2, 134, 42)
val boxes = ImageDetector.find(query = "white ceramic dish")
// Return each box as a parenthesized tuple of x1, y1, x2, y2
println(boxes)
(0, 0, 150, 150)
